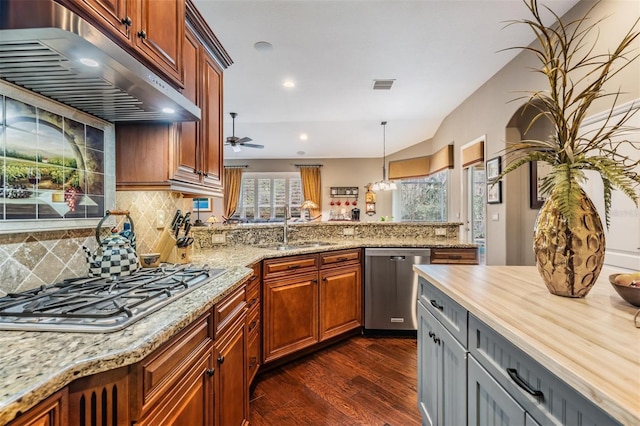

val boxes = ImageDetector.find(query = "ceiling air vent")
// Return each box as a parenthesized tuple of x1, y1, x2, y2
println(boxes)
(372, 79, 395, 90)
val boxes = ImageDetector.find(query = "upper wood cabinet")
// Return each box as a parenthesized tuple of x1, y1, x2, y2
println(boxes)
(115, 0, 230, 197)
(60, 0, 185, 87)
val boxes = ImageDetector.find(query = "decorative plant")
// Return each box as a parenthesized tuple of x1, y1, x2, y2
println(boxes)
(498, 0, 640, 228)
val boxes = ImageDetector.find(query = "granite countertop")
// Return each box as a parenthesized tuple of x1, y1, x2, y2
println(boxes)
(414, 264, 640, 426)
(0, 237, 468, 423)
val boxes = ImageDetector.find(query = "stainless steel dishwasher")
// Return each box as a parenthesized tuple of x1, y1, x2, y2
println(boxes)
(364, 247, 431, 335)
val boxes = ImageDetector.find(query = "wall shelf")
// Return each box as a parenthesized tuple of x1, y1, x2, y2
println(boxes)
(329, 187, 359, 199)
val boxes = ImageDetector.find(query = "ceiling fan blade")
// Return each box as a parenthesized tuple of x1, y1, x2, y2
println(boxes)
(237, 136, 253, 143)
(242, 143, 264, 149)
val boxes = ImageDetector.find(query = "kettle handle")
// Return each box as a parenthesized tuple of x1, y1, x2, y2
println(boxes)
(95, 210, 135, 244)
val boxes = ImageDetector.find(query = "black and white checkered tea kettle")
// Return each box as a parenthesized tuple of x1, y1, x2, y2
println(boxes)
(83, 210, 139, 278)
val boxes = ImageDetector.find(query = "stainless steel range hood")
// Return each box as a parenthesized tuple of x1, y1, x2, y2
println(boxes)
(0, 0, 200, 122)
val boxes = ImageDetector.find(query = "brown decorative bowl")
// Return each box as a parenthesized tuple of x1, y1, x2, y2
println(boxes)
(140, 253, 161, 268)
(609, 274, 640, 307)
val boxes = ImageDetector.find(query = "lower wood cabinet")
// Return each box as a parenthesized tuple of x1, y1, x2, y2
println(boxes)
(215, 313, 248, 426)
(8, 388, 68, 426)
(430, 247, 478, 265)
(262, 249, 362, 364)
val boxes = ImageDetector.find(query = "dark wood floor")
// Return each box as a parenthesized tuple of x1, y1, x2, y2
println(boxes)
(249, 335, 421, 426)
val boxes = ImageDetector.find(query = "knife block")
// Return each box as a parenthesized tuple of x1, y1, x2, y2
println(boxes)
(154, 228, 190, 264)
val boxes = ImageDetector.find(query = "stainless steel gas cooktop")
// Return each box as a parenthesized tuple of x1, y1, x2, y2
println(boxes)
(0, 265, 226, 333)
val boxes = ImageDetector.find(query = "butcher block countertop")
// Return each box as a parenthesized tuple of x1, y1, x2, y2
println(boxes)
(413, 265, 640, 426)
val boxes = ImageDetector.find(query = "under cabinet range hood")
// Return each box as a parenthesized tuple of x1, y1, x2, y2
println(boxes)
(0, 0, 200, 122)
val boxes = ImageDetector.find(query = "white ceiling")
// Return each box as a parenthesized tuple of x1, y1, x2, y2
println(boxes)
(193, 0, 580, 160)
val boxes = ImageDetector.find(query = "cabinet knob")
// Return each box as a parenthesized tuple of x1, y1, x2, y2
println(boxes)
(121, 16, 132, 26)
(217, 355, 225, 364)
(138, 30, 147, 39)
(206, 368, 215, 377)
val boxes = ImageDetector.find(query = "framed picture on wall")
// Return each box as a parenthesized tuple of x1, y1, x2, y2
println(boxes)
(487, 181, 502, 204)
(486, 156, 502, 181)
(193, 198, 212, 212)
(529, 161, 551, 209)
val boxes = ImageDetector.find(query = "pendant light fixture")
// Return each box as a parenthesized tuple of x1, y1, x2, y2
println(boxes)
(372, 121, 397, 191)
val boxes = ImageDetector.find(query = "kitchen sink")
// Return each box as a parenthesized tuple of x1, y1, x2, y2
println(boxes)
(258, 241, 334, 251)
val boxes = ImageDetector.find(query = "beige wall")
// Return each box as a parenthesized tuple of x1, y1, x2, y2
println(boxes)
(224, 158, 396, 221)
(388, 0, 640, 265)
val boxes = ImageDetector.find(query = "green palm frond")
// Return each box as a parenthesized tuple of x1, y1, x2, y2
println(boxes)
(497, 0, 640, 227)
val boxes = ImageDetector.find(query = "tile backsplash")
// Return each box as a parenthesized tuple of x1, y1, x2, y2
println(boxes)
(0, 191, 189, 296)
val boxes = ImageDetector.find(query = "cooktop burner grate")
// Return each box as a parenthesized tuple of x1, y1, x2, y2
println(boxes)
(0, 265, 226, 333)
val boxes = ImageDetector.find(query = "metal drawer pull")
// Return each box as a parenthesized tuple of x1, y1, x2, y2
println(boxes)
(430, 299, 444, 311)
(507, 368, 544, 399)
(249, 321, 257, 331)
(390, 256, 406, 261)
(428, 331, 435, 338)
(249, 357, 257, 368)
(448, 255, 462, 259)
(248, 298, 258, 308)
(337, 257, 349, 261)
(287, 264, 300, 270)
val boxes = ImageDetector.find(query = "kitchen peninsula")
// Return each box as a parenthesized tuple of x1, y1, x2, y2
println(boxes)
(414, 264, 640, 426)
(0, 222, 473, 425)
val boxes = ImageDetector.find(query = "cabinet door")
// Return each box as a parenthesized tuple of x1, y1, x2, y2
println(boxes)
(215, 315, 248, 426)
(200, 49, 223, 193)
(173, 25, 201, 185)
(138, 348, 214, 426)
(418, 302, 439, 426)
(78, 0, 132, 41)
(133, 0, 184, 85)
(418, 304, 467, 426)
(263, 272, 319, 363)
(468, 356, 526, 426)
(8, 388, 68, 426)
(319, 263, 361, 341)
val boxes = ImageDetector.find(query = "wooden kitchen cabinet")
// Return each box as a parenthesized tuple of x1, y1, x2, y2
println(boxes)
(59, 0, 184, 87)
(116, 1, 227, 197)
(8, 388, 68, 426)
(215, 313, 249, 426)
(262, 249, 362, 364)
(430, 247, 478, 265)
(246, 262, 262, 385)
(263, 270, 319, 363)
(319, 264, 361, 342)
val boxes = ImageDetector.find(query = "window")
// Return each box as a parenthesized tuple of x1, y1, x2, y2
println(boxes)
(234, 172, 303, 222)
(395, 170, 448, 222)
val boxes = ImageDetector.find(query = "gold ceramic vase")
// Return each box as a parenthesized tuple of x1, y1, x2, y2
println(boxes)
(533, 186, 606, 298)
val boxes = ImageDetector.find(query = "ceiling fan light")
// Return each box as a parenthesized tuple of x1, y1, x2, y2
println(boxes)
(232, 145, 242, 153)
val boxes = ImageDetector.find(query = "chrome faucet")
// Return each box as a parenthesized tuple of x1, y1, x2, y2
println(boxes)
(283, 204, 290, 245)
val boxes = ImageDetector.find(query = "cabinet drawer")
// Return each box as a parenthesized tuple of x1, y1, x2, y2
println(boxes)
(469, 314, 619, 426)
(215, 284, 246, 338)
(246, 278, 260, 312)
(418, 277, 467, 346)
(247, 331, 261, 385)
(320, 249, 361, 268)
(263, 254, 318, 279)
(248, 262, 261, 284)
(141, 312, 212, 408)
(430, 248, 478, 264)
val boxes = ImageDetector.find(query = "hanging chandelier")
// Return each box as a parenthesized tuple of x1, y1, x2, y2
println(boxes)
(371, 121, 397, 191)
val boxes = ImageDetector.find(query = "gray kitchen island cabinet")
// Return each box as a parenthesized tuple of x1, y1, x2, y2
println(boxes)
(416, 270, 625, 426)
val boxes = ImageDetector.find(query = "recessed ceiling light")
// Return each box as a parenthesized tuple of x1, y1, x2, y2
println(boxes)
(297, 150, 306, 155)
(79, 58, 100, 67)
(299, 133, 308, 141)
(254, 41, 273, 52)
(283, 80, 295, 88)
(162, 107, 175, 114)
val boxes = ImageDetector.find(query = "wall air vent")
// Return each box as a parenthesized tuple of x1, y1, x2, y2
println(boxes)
(372, 79, 395, 90)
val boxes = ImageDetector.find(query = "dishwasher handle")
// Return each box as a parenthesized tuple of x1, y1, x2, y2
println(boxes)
(389, 256, 406, 261)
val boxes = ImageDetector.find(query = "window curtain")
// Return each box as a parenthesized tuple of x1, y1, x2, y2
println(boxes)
(299, 166, 322, 220)
(223, 167, 243, 221)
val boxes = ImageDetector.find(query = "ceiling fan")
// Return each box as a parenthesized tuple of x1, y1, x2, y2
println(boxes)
(224, 112, 264, 152)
